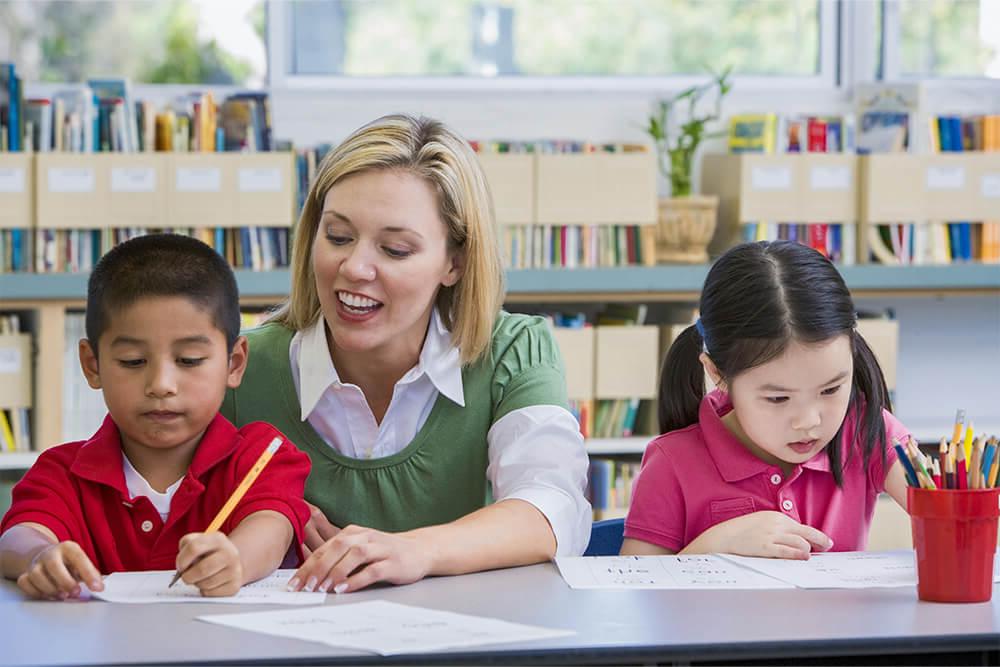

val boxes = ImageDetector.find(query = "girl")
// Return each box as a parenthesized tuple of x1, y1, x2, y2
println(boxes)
(621, 241, 910, 559)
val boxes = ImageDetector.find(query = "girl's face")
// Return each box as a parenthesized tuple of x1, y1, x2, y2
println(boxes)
(311, 169, 462, 364)
(713, 335, 854, 470)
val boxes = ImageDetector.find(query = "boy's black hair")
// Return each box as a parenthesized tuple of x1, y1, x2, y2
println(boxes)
(659, 241, 891, 485)
(86, 234, 241, 355)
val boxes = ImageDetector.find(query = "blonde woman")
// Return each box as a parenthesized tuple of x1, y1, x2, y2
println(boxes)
(222, 114, 591, 594)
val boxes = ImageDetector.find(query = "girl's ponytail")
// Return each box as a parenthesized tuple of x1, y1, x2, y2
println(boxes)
(844, 328, 891, 477)
(658, 324, 707, 433)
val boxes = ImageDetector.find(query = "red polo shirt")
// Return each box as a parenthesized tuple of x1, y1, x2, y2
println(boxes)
(1, 413, 311, 574)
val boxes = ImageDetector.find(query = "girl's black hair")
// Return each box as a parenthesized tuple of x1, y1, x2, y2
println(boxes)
(658, 241, 891, 485)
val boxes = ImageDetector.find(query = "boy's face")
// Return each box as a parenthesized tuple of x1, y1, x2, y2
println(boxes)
(79, 296, 247, 460)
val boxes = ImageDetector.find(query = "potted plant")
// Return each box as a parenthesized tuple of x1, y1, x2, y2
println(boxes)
(645, 67, 732, 263)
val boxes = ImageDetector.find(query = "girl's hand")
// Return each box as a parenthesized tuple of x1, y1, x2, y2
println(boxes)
(176, 532, 243, 597)
(17, 541, 103, 600)
(288, 525, 433, 594)
(302, 502, 341, 557)
(702, 511, 833, 560)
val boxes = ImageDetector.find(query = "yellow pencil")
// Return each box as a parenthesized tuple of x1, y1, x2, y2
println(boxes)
(951, 409, 965, 447)
(168, 436, 283, 588)
(963, 422, 975, 468)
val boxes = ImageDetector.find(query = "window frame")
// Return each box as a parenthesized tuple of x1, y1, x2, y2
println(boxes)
(266, 0, 842, 92)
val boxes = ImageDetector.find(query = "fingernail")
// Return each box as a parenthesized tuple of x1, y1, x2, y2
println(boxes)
(91, 581, 102, 590)
(333, 583, 348, 594)
(286, 577, 300, 591)
(317, 579, 331, 593)
(303, 576, 317, 592)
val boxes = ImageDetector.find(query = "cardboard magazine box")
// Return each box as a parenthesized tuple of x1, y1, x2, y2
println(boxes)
(551, 325, 595, 401)
(0, 153, 33, 230)
(233, 152, 296, 228)
(477, 152, 535, 226)
(535, 152, 657, 226)
(36, 153, 109, 229)
(167, 154, 235, 227)
(107, 153, 167, 228)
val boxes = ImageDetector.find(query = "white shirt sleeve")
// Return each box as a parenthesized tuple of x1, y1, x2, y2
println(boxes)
(486, 405, 592, 556)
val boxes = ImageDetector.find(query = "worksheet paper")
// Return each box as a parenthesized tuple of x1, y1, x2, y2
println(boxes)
(92, 569, 326, 604)
(718, 550, 1000, 589)
(197, 600, 575, 655)
(553, 555, 794, 590)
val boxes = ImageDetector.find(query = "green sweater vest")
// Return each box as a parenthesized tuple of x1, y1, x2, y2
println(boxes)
(220, 312, 568, 532)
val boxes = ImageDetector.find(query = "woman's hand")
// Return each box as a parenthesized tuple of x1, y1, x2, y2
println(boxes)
(687, 511, 833, 560)
(176, 532, 244, 597)
(17, 541, 103, 600)
(287, 525, 434, 594)
(302, 502, 340, 557)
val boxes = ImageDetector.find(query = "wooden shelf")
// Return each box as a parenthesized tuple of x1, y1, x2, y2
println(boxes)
(0, 452, 39, 471)
(585, 437, 649, 456)
(1, 264, 998, 305)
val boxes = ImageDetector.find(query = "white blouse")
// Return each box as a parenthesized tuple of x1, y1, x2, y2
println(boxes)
(289, 310, 592, 555)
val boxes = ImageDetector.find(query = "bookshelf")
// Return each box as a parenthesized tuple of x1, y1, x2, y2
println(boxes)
(1, 264, 994, 469)
(2, 264, 997, 304)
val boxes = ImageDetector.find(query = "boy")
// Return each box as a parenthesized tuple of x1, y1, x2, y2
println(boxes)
(0, 234, 310, 599)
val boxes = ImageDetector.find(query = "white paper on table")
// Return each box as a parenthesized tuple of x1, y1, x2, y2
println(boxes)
(718, 550, 1000, 589)
(198, 600, 575, 656)
(92, 569, 325, 604)
(553, 555, 793, 590)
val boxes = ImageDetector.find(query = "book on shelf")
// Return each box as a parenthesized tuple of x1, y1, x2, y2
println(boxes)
(587, 457, 641, 521)
(0, 313, 32, 453)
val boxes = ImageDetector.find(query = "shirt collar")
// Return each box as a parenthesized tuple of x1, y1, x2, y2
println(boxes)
(297, 309, 465, 421)
(70, 413, 241, 492)
(699, 390, 830, 481)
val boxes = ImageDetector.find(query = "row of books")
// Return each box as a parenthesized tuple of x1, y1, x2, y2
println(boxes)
(1, 63, 275, 154)
(741, 223, 857, 265)
(0, 313, 32, 453)
(570, 398, 646, 440)
(587, 457, 640, 520)
(500, 224, 655, 270)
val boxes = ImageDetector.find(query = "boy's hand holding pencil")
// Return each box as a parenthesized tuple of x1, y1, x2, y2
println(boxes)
(173, 532, 244, 597)
(169, 436, 283, 596)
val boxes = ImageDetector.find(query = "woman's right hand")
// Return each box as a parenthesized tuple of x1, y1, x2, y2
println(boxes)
(690, 511, 833, 560)
(17, 541, 103, 600)
(302, 502, 341, 557)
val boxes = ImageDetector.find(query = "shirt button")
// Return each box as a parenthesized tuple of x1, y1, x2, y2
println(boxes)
(770, 473, 782, 485)
(140, 520, 154, 533)
(781, 499, 794, 512)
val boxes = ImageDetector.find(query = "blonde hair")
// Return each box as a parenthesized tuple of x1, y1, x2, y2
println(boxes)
(272, 114, 505, 365)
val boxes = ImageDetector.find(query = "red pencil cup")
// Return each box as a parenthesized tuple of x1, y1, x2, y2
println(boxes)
(908, 487, 1000, 603)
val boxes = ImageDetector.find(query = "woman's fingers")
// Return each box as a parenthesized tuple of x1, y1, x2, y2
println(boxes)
(318, 542, 387, 593)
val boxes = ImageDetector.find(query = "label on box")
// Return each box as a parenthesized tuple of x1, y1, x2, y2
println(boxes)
(0, 347, 21, 374)
(981, 173, 1000, 199)
(48, 168, 95, 193)
(750, 166, 792, 191)
(0, 167, 26, 193)
(925, 166, 965, 190)
(238, 167, 282, 192)
(809, 166, 851, 191)
(111, 167, 157, 193)
(176, 167, 221, 192)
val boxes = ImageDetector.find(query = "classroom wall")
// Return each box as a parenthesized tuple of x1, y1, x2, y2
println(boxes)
(855, 295, 1000, 433)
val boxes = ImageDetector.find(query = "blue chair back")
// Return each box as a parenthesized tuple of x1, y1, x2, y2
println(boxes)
(583, 518, 625, 556)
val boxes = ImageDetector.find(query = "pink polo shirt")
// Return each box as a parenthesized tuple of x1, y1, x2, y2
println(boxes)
(624, 390, 908, 553)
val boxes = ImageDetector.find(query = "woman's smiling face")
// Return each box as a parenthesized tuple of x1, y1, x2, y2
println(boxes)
(311, 169, 462, 362)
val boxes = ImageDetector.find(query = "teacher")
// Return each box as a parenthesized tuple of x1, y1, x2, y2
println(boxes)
(222, 114, 591, 594)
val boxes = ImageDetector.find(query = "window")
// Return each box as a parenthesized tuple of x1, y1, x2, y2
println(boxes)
(0, 0, 267, 85)
(285, 0, 822, 78)
(896, 0, 1000, 78)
